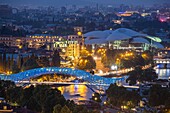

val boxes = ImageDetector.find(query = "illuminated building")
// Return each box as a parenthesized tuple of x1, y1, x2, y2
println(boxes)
(74, 26, 83, 33)
(141, 13, 151, 17)
(66, 35, 84, 59)
(117, 11, 139, 17)
(0, 34, 66, 50)
(26, 34, 64, 49)
(0, 34, 85, 60)
(0, 36, 24, 47)
(84, 28, 163, 52)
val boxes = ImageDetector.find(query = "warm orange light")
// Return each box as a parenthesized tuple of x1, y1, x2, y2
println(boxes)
(77, 31, 82, 36)
(7, 71, 10, 75)
(18, 45, 22, 49)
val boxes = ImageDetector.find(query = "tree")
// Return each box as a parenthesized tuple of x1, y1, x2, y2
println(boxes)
(92, 92, 102, 103)
(33, 85, 66, 113)
(127, 67, 157, 85)
(126, 66, 143, 85)
(11, 62, 20, 74)
(148, 84, 170, 107)
(133, 55, 145, 66)
(0, 80, 70, 113)
(17, 54, 21, 69)
(77, 56, 96, 70)
(6, 86, 22, 104)
(38, 57, 50, 67)
(20, 85, 35, 107)
(60, 105, 72, 113)
(141, 50, 154, 65)
(65, 100, 76, 112)
(26, 96, 41, 112)
(52, 50, 60, 67)
(72, 106, 88, 113)
(6, 56, 10, 72)
(0, 80, 15, 97)
(3, 52, 6, 72)
(21, 57, 40, 71)
(120, 53, 145, 68)
(53, 104, 62, 113)
(101, 49, 115, 68)
(90, 110, 100, 113)
(20, 55, 24, 68)
(17, 54, 24, 70)
(0, 54, 3, 71)
(106, 84, 140, 108)
(10, 54, 14, 71)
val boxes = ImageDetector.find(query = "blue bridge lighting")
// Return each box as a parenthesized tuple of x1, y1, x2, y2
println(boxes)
(0, 67, 127, 85)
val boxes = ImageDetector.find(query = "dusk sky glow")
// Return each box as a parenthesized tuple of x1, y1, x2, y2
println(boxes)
(0, 0, 170, 7)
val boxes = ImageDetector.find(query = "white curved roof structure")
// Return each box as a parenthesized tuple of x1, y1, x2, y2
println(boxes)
(84, 30, 109, 39)
(106, 28, 148, 42)
(152, 42, 164, 49)
(130, 37, 150, 44)
(84, 30, 110, 44)
(103, 30, 113, 35)
(106, 31, 131, 41)
(84, 28, 162, 47)
(146, 36, 162, 42)
(114, 28, 147, 37)
(85, 38, 107, 44)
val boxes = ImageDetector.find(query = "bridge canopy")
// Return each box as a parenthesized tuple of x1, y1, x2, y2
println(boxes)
(0, 67, 127, 85)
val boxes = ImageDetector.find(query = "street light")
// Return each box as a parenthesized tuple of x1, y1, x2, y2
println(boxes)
(116, 58, 120, 66)
(116, 58, 120, 74)
(111, 65, 117, 70)
(77, 31, 82, 36)
(93, 56, 98, 60)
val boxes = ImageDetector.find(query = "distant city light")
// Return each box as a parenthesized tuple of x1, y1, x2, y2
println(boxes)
(159, 16, 167, 22)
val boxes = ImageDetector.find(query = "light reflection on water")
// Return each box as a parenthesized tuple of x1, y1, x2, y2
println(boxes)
(155, 69, 170, 79)
(58, 85, 94, 102)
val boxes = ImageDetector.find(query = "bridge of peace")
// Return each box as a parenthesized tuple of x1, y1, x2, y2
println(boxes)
(0, 67, 127, 86)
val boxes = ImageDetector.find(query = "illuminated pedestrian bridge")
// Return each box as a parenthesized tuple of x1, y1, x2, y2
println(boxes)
(0, 67, 127, 85)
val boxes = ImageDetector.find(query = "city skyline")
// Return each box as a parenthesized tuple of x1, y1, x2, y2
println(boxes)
(1, 0, 170, 8)
(0, 0, 170, 112)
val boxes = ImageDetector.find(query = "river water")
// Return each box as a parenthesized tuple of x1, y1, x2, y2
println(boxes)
(1, 68, 169, 102)
(57, 69, 170, 102)
(57, 84, 94, 103)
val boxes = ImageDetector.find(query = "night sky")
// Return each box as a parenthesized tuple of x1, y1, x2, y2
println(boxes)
(0, 0, 170, 7)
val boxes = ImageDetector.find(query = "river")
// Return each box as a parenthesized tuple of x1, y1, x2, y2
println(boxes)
(57, 68, 170, 102)
(1, 68, 169, 103)
(57, 84, 94, 103)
